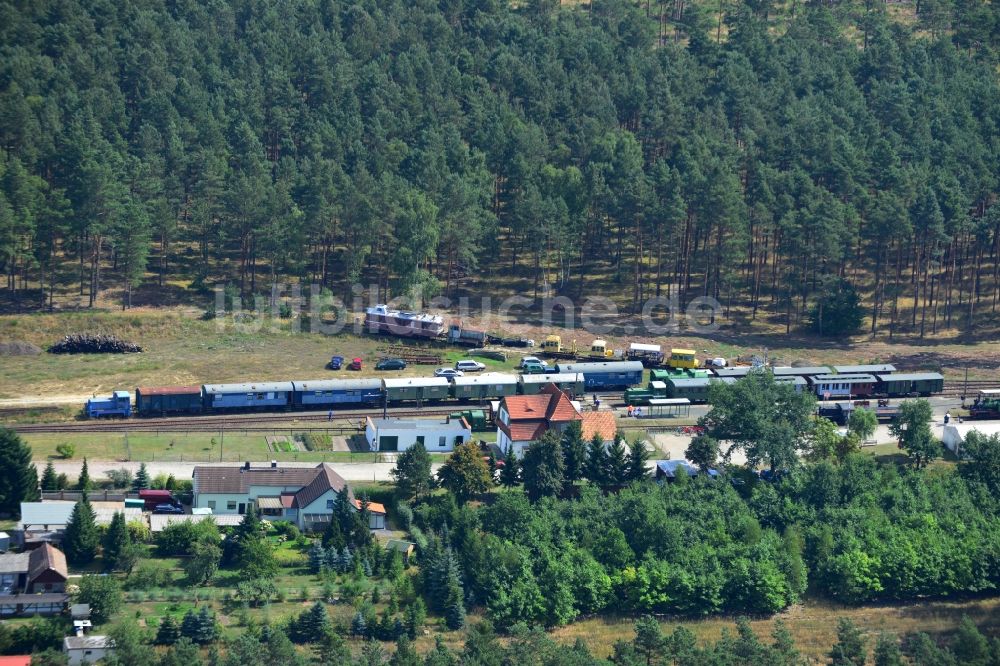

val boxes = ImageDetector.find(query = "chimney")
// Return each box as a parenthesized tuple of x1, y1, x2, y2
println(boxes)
(243, 461, 250, 471)
(271, 460, 277, 468)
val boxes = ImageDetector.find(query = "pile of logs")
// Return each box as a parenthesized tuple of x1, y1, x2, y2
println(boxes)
(48, 333, 143, 354)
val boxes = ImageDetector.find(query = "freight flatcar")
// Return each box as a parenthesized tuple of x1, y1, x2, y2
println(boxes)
(136, 386, 203, 416)
(555, 361, 644, 391)
(291, 379, 383, 408)
(202, 382, 294, 411)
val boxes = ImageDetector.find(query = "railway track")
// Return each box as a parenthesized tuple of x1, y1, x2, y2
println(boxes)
(941, 380, 1000, 396)
(12, 406, 465, 433)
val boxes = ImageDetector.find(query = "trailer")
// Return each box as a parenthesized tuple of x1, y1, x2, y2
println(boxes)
(627, 343, 664, 367)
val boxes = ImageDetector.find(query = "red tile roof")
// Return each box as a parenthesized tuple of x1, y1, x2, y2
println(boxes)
(351, 499, 387, 515)
(580, 411, 618, 443)
(0, 657, 32, 666)
(499, 385, 581, 442)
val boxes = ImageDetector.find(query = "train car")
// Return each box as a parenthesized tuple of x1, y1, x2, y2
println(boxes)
(667, 349, 700, 369)
(382, 377, 451, 402)
(291, 379, 383, 408)
(451, 373, 518, 401)
(448, 323, 487, 347)
(969, 390, 1000, 419)
(86, 391, 132, 418)
(627, 343, 664, 367)
(202, 382, 294, 411)
(772, 366, 832, 378)
(555, 361, 644, 391)
(875, 373, 944, 397)
(712, 366, 753, 379)
(774, 376, 808, 393)
(832, 364, 896, 374)
(666, 377, 735, 403)
(519, 372, 585, 397)
(810, 374, 877, 400)
(135, 386, 203, 416)
(364, 304, 445, 338)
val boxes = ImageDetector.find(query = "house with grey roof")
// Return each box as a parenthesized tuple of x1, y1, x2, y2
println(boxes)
(0, 543, 70, 617)
(191, 462, 352, 531)
(64, 635, 112, 666)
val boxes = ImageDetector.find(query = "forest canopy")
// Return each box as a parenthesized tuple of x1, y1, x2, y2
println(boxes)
(2, 0, 1000, 335)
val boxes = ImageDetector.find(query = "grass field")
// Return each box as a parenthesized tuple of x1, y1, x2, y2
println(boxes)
(2, 308, 999, 409)
(550, 595, 1000, 660)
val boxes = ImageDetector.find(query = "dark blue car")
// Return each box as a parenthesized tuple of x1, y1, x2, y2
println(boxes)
(328, 355, 344, 370)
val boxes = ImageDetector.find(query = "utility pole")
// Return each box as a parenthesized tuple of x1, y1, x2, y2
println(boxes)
(220, 425, 224, 462)
(963, 365, 968, 404)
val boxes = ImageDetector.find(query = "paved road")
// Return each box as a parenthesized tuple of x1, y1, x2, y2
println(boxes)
(44, 459, 444, 484)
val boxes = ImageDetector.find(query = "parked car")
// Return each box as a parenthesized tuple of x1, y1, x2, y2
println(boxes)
(455, 360, 486, 372)
(521, 361, 548, 374)
(375, 358, 407, 371)
(348, 357, 363, 371)
(519, 356, 548, 369)
(434, 368, 464, 378)
(328, 355, 344, 370)
(153, 503, 185, 514)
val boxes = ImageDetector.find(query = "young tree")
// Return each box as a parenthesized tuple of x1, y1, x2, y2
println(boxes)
(873, 633, 903, 666)
(828, 618, 866, 666)
(132, 463, 150, 492)
(633, 615, 665, 666)
(810, 278, 864, 337)
(183, 533, 222, 585)
(700, 370, 815, 472)
(686, 434, 720, 472)
(0, 427, 39, 516)
(63, 495, 99, 565)
(560, 421, 587, 483)
(102, 511, 131, 571)
(156, 616, 181, 645)
(499, 446, 521, 488)
(391, 442, 433, 500)
(290, 601, 332, 644)
(627, 437, 649, 482)
(605, 434, 629, 488)
(889, 399, 938, 468)
(585, 433, 607, 486)
(521, 430, 565, 502)
(40, 461, 58, 492)
(239, 534, 278, 580)
(437, 442, 492, 503)
(76, 458, 92, 491)
(848, 408, 878, 443)
(76, 574, 123, 624)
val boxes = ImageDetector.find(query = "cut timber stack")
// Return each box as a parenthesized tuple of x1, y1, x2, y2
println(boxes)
(48, 333, 143, 354)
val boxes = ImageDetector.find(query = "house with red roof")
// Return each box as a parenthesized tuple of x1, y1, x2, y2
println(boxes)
(496, 384, 583, 455)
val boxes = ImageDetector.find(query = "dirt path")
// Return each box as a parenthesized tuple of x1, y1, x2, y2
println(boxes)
(0, 394, 90, 407)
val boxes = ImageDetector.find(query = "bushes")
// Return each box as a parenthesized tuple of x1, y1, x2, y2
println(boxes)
(298, 432, 332, 452)
(155, 518, 218, 557)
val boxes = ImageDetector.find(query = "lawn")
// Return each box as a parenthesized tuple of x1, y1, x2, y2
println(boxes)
(22, 430, 386, 464)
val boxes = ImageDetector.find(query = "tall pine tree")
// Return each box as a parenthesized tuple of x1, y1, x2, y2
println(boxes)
(77, 458, 92, 491)
(132, 463, 150, 492)
(102, 510, 131, 571)
(63, 495, 99, 565)
(0, 428, 38, 516)
(40, 460, 57, 492)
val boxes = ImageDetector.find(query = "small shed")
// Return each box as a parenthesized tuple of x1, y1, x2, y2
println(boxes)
(64, 635, 112, 666)
(365, 416, 472, 452)
(655, 459, 718, 481)
(386, 539, 416, 564)
(941, 422, 1000, 454)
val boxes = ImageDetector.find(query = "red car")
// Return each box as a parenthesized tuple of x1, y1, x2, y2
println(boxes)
(349, 357, 363, 371)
